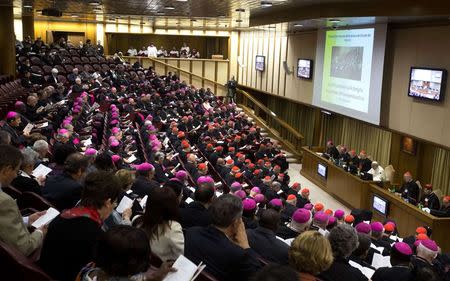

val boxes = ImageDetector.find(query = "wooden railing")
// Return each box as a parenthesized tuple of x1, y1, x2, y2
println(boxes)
(236, 88, 304, 158)
(123, 56, 229, 96)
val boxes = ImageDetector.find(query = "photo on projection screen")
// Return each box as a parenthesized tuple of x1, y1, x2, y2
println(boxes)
(255, 55, 265, 72)
(313, 25, 387, 125)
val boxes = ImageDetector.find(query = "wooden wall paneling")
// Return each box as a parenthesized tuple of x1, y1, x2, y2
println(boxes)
(154, 60, 166, 76)
(262, 30, 269, 92)
(179, 60, 191, 83)
(273, 35, 281, 95)
(279, 35, 288, 97)
(204, 61, 216, 92)
(268, 29, 275, 94)
(251, 31, 257, 89)
(216, 61, 229, 96)
(191, 60, 203, 87)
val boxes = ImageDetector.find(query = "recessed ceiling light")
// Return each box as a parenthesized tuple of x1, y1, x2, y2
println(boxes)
(235, 8, 245, 12)
(156, 11, 166, 15)
(71, 14, 79, 18)
(176, 0, 188, 2)
(164, 5, 175, 10)
(329, 19, 341, 23)
(261, 1, 272, 7)
(89, 1, 101, 6)
(235, 19, 243, 23)
(293, 23, 303, 27)
(23, 5, 32, 8)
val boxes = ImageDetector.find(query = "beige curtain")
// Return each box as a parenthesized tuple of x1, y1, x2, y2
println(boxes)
(431, 148, 450, 196)
(321, 114, 392, 167)
(267, 98, 315, 146)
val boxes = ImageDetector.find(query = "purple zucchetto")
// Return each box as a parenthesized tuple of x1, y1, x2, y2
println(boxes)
(370, 221, 384, 233)
(250, 187, 261, 194)
(328, 216, 336, 226)
(6, 111, 18, 120)
(355, 222, 372, 234)
(393, 242, 413, 256)
(242, 198, 257, 211)
(134, 162, 154, 171)
(230, 182, 242, 192)
(419, 239, 439, 252)
(254, 194, 265, 203)
(269, 198, 282, 207)
(304, 203, 313, 210)
(334, 209, 345, 219)
(292, 209, 311, 224)
(110, 140, 120, 147)
(234, 190, 246, 199)
(175, 170, 187, 180)
(84, 148, 97, 156)
(111, 155, 121, 163)
(313, 212, 329, 223)
(197, 176, 214, 185)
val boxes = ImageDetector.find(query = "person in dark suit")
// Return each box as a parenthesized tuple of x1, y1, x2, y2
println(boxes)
(46, 68, 60, 86)
(319, 224, 368, 281)
(153, 152, 170, 183)
(350, 233, 376, 270)
(2, 111, 27, 147)
(39, 171, 121, 281)
(431, 196, 450, 217)
(371, 242, 414, 281)
(420, 184, 441, 210)
(184, 195, 262, 281)
(399, 171, 420, 205)
(131, 162, 159, 198)
(325, 141, 339, 159)
(179, 182, 214, 229)
(11, 148, 42, 195)
(357, 151, 372, 173)
(42, 153, 89, 211)
(247, 209, 289, 265)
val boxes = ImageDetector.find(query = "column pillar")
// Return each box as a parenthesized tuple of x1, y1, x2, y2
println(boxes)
(22, 14, 35, 40)
(0, 5, 16, 77)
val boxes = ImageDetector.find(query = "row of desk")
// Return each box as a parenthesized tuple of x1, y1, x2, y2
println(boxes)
(300, 146, 450, 252)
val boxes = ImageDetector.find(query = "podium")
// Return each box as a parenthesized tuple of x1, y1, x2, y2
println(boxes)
(300, 146, 450, 252)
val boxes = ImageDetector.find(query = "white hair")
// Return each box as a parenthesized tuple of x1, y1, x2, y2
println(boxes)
(33, 139, 49, 152)
(417, 243, 438, 261)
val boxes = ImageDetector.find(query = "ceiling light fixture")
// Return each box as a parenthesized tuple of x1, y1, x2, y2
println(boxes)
(88, 1, 101, 6)
(156, 11, 166, 15)
(164, 5, 175, 10)
(293, 23, 303, 27)
(176, 0, 188, 2)
(329, 19, 341, 23)
(23, 5, 32, 8)
(71, 14, 79, 18)
(261, 1, 273, 7)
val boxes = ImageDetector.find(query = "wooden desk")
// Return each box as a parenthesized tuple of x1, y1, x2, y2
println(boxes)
(300, 146, 376, 210)
(301, 146, 450, 252)
(369, 184, 450, 252)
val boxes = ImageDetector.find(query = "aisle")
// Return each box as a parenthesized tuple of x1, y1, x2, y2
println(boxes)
(288, 163, 351, 215)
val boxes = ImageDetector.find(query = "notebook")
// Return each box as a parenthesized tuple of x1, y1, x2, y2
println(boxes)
(163, 255, 206, 281)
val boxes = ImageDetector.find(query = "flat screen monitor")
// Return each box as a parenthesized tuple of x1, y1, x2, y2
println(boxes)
(408, 67, 447, 101)
(373, 194, 389, 216)
(317, 163, 327, 178)
(297, 59, 312, 79)
(255, 55, 265, 72)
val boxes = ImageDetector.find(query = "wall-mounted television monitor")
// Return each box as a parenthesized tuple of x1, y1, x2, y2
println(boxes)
(297, 59, 312, 79)
(373, 194, 389, 216)
(408, 67, 447, 101)
(255, 55, 265, 72)
(317, 163, 327, 179)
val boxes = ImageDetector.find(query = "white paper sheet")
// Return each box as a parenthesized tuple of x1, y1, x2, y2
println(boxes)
(163, 255, 203, 281)
(36, 122, 49, 128)
(349, 260, 375, 279)
(31, 164, 52, 178)
(371, 253, 392, 269)
(23, 123, 34, 135)
(81, 138, 92, 146)
(370, 243, 385, 254)
(185, 197, 194, 204)
(116, 196, 134, 213)
(31, 207, 60, 228)
(125, 155, 137, 163)
(140, 195, 148, 209)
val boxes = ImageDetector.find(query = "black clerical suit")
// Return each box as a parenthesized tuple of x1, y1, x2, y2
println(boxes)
(420, 192, 441, 210)
(179, 201, 211, 229)
(371, 265, 413, 281)
(319, 257, 368, 281)
(400, 180, 420, 205)
(42, 173, 83, 211)
(131, 176, 159, 198)
(184, 226, 262, 281)
(246, 226, 289, 265)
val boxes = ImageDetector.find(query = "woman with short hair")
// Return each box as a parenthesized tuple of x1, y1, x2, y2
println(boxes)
(289, 230, 333, 281)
